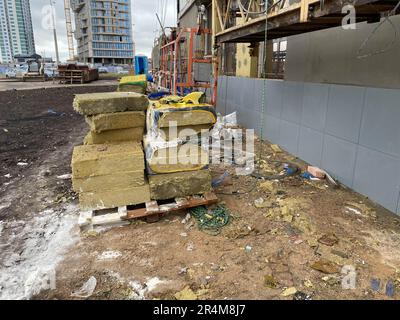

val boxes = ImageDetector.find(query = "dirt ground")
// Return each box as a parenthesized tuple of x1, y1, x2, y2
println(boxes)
(1, 84, 400, 300)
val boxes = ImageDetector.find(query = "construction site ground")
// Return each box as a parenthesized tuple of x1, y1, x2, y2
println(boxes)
(1, 84, 400, 300)
(0, 79, 116, 92)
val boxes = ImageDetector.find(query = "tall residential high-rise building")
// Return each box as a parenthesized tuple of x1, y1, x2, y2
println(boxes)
(0, 0, 36, 63)
(71, 0, 134, 64)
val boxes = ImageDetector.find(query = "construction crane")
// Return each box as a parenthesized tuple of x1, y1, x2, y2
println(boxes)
(64, 0, 75, 61)
(49, 0, 60, 63)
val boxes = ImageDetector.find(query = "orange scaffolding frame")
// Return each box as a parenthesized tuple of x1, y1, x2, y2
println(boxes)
(159, 27, 218, 105)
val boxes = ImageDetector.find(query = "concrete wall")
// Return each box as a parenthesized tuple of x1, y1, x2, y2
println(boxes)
(178, 2, 198, 28)
(285, 16, 400, 89)
(217, 76, 400, 214)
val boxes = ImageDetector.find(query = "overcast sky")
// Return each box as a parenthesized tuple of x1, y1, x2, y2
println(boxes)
(31, 0, 177, 61)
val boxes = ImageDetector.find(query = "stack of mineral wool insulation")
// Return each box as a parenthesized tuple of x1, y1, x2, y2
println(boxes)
(71, 92, 150, 210)
(145, 93, 217, 200)
(117, 74, 147, 94)
(73, 92, 147, 145)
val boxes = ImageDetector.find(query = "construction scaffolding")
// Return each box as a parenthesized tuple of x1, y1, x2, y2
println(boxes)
(156, 27, 218, 105)
(213, 0, 399, 43)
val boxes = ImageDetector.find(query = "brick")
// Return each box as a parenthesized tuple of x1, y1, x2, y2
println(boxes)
(84, 127, 144, 144)
(79, 184, 151, 210)
(149, 170, 212, 200)
(71, 142, 144, 178)
(72, 170, 145, 193)
(73, 92, 148, 115)
(86, 111, 145, 133)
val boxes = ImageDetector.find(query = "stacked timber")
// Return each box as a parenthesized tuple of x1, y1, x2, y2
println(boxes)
(71, 92, 150, 210)
(145, 93, 217, 200)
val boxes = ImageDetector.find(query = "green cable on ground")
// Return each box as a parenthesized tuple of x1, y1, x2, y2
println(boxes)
(189, 205, 230, 235)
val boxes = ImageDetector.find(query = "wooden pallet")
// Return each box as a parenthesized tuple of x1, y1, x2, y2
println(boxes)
(123, 192, 218, 221)
(78, 192, 218, 230)
(78, 206, 130, 230)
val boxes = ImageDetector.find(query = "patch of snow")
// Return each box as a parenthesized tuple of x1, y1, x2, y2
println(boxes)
(97, 250, 122, 261)
(0, 204, 79, 300)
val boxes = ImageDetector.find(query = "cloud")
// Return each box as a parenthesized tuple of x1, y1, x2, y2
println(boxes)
(31, 0, 176, 62)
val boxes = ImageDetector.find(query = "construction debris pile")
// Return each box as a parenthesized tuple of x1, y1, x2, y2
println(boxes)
(71, 92, 150, 211)
(71, 91, 216, 215)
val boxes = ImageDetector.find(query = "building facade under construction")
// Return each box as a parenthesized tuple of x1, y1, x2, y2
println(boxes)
(71, 0, 134, 65)
(152, 0, 400, 216)
(0, 0, 36, 63)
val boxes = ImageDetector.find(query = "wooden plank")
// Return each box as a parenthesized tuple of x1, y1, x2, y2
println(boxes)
(215, 0, 225, 31)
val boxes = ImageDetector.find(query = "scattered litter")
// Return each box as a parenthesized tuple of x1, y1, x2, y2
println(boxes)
(345, 206, 362, 216)
(47, 108, 59, 115)
(181, 213, 191, 224)
(180, 232, 188, 237)
(291, 237, 303, 245)
(254, 197, 269, 208)
(371, 278, 380, 291)
(190, 205, 230, 234)
(186, 242, 195, 251)
(17, 162, 28, 166)
(283, 163, 296, 175)
(311, 259, 340, 274)
(323, 171, 338, 186)
(344, 201, 375, 218)
(57, 173, 72, 180)
(175, 286, 198, 300)
(322, 275, 340, 285)
(307, 166, 326, 179)
(301, 172, 316, 180)
(129, 277, 165, 300)
(3, 128, 8, 132)
(4, 174, 11, 178)
(318, 234, 339, 246)
(97, 250, 122, 260)
(264, 275, 278, 289)
(212, 171, 229, 188)
(271, 144, 282, 153)
(245, 245, 252, 252)
(307, 239, 319, 248)
(293, 291, 312, 300)
(385, 280, 394, 297)
(178, 267, 188, 275)
(71, 276, 97, 298)
(304, 279, 313, 288)
(281, 287, 297, 296)
(258, 180, 276, 193)
(331, 249, 349, 259)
